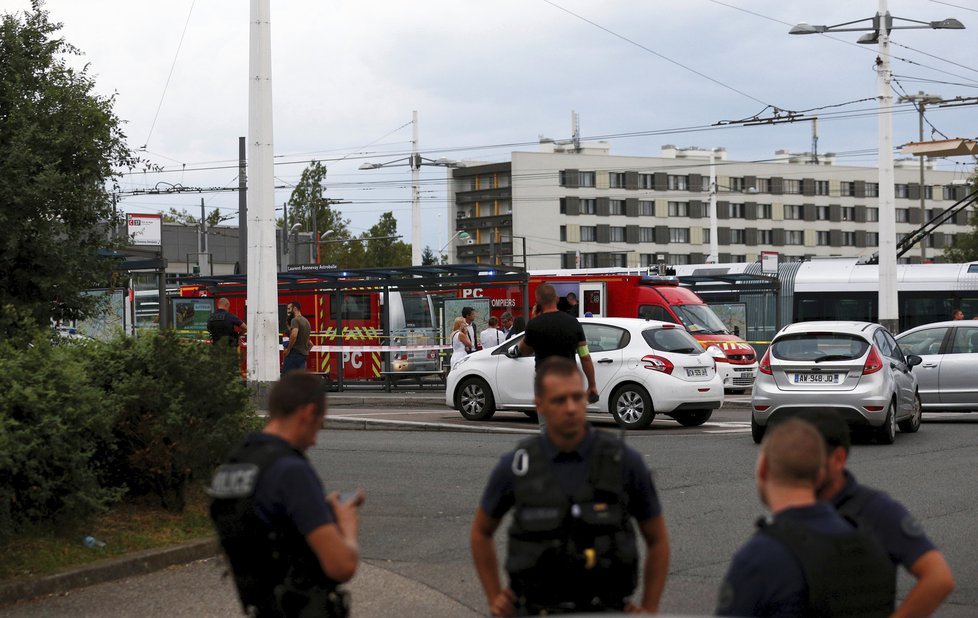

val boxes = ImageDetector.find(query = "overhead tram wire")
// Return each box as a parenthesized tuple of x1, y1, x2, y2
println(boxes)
(541, 0, 778, 109)
(889, 40, 978, 76)
(928, 0, 978, 14)
(141, 0, 196, 150)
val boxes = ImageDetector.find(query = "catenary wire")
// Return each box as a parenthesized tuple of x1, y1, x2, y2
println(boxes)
(142, 0, 195, 150)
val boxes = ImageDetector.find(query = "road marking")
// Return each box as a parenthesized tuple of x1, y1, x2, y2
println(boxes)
(704, 429, 752, 434)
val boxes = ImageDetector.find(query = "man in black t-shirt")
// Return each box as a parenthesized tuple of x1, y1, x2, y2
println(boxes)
(520, 283, 598, 403)
(207, 298, 246, 347)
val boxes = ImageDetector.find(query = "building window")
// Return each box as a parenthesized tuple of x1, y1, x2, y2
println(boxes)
(701, 176, 712, 192)
(758, 230, 773, 244)
(672, 254, 690, 265)
(668, 175, 688, 191)
(640, 253, 661, 266)
(560, 199, 566, 214)
(896, 232, 908, 243)
(581, 226, 596, 241)
(729, 177, 744, 192)
(610, 200, 625, 215)
(609, 226, 625, 242)
(582, 199, 597, 215)
(639, 200, 654, 216)
(943, 186, 954, 200)
(730, 229, 745, 244)
(842, 206, 855, 221)
(727, 203, 746, 218)
(757, 204, 773, 219)
(669, 228, 690, 243)
(896, 209, 909, 223)
(924, 186, 933, 200)
(817, 231, 830, 245)
(640, 227, 655, 242)
(703, 229, 711, 243)
(867, 207, 879, 222)
(840, 181, 855, 197)
(580, 253, 597, 268)
(815, 180, 830, 196)
(609, 172, 626, 188)
(756, 178, 770, 193)
(866, 183, 879, 197)
(895, 184, 909, 198)
(784, 204, 804, 220)
(560, 226, 567, 241)
(817, 206, 830, 220)
(784, 179, 801, 194)
(786, 230, 804, 245)
(731, 255, 748, 263)
(842, 231, 856, 246)
(867, 232, 879, 246)
(640, 174, 654, 189)
(668, 201, 688, 217)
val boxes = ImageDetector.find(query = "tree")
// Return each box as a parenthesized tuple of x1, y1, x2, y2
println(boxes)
(283, 161, 354, 266)
(0, 4, 136, 332)
(162, 207, 222, 228)
(421, 245, 437, 265)
(359, 212, 412, 267)
(943, 172, 978, 262)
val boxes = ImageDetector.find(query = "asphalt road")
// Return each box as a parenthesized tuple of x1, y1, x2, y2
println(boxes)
(4, 410, 977, 617)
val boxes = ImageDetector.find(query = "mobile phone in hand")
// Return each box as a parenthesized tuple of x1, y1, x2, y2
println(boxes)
(338, 491, 358, 505)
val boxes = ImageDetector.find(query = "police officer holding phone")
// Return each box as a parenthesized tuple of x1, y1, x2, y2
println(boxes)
(210, 372, 364, 617)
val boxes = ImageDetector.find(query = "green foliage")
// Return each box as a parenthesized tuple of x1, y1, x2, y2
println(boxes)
(162, 207, 222, 228)
(421, 245, 437, 265)
(0, 4, 137, 334)
(359, 211, 412, 267)
(86, 331, 258, 512)
(0, 323, 123, 536)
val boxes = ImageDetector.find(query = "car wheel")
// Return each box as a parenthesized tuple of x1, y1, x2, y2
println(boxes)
(455, 377, 496, 421)
(875, 401, 897, 445)
(898, 393, 922, 433)
(673, 409, 713, 427)
(751, 415, 765, 444)
(610, 384, 655, 430)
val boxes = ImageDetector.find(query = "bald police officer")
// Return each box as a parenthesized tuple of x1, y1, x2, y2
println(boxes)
(801, 409, 955, 617)
(470, 357, 669, 615)
(717, 418, 894, 617)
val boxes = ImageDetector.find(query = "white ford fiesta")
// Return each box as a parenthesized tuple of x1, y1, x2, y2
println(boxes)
(445, 317, 724, 429)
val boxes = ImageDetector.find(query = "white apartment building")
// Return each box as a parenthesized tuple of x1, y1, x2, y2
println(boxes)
(448, 142, 973, 269)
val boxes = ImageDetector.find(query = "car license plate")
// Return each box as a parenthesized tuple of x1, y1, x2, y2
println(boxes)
(793, 373, 841, 384)
(687, 367, 708, 377)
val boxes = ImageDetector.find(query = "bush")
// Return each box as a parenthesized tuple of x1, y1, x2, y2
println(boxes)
(86, 331, 258, 511)
(0, 327, 123, 536)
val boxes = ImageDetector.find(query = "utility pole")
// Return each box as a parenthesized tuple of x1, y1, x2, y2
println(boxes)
(708, 149, 719, 263)
(238, 136, 247, 274)
(898, 91, 942, 262)
(199, 198, 210, 275)
(411, 110, 422, 266)
(876, 0, 900, 333)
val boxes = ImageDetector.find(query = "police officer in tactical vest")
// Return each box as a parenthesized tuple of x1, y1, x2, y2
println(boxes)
(716, 418, 895, 617)
(470, 357, 670, 615)
(207, 297, 247, 347)
(209, 372, 363, 617)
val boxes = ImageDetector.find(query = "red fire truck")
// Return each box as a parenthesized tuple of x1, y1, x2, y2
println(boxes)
(463, 270, 758, 392)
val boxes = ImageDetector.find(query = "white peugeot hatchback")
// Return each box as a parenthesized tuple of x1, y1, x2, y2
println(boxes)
(445, 317, 724, 430)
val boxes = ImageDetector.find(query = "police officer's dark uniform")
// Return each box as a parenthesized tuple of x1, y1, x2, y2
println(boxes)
(716, 502, 895, 617)
(210, 432, 348, 617)
(207, 307, 245, 347)
(832, 470, 937, 570)
(480, 426, 660, 614)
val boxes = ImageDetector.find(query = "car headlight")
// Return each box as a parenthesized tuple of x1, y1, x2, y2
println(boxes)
(455, 355, 472, 367)
(706, 345, 728, 360)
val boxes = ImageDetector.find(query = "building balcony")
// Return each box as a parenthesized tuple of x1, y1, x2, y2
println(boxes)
(456, 213, 512, 231)
(454, 187, 511, 204)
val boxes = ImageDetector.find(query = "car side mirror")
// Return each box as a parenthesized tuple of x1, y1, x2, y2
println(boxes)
(906, 354, 922, 368)
(505, 344, 521, 359)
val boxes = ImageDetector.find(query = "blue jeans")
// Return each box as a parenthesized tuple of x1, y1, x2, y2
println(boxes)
(282, 351, 308, 374)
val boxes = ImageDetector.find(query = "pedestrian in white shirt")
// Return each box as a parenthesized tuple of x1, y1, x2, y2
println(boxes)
(480, 316, 504, 349)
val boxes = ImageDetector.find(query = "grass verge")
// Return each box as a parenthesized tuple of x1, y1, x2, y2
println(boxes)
(0, 486, 214, 581)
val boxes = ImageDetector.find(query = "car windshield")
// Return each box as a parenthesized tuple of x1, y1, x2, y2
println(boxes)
(772, 333, 870, 362)
(642, 327, 703, 354)
(671, 304, 729, 335)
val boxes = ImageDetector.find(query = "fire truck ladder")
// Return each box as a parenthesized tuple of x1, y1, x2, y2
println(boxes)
(865, 186, 978, 265)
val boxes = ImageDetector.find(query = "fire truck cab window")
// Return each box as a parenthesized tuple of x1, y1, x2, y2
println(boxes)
(638, 304, 675, 323)
(331, 294, 371, 321)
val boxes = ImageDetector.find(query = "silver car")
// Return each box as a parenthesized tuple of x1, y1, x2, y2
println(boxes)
(896, 320, 978, 412)
(751, 321, 922, 445)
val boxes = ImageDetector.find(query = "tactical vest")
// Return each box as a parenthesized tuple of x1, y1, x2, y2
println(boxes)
(506, 432, 638, 611)
(758, 514, 895, 618)
(207, 309, 234, 345)
(209, 438, 342, 617)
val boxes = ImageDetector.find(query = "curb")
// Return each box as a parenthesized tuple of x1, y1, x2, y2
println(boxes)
(329, 395, 445, 408)
(0, 538, 219, 609)
(326, 416, 539, 435)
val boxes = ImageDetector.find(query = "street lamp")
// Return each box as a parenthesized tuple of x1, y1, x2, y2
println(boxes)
(790, 2, 964, 332)
(358, 110, 464, 266)
(439, 230, 471, 263)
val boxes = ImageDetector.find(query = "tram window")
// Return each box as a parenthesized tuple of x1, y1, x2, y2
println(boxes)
(837, 299, 873, 322)
(795, 299, 824, 322)
(401, 293, 434, 328)
(331, 294, 371, 321)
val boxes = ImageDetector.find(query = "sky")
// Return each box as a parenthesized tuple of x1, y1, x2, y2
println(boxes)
(5, 0, 978, 252)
